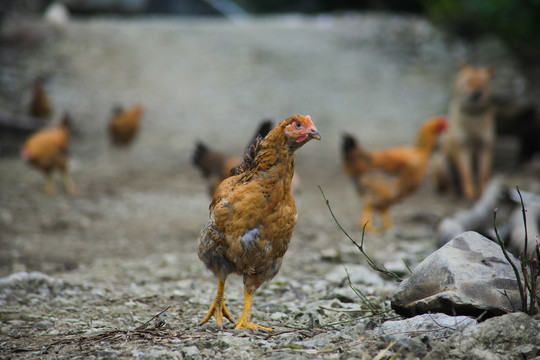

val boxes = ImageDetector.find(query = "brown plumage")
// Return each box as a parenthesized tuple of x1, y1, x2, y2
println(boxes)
(342, 116, 447, 233)
(197, 115, 320, 332)
(192, 120, 273, 197)
(29, 77, 53, 119)
(21, 113, 76, 195)
(108, 104, 143, 146)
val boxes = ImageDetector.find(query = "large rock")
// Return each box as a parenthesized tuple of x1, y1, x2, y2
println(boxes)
(425, 312, 540, 360)
(391, 231, 522, 318)
(373, 314, 477, 360)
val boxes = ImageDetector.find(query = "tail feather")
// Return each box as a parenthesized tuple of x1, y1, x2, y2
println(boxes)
(342, 133, 359, 157)
(232, 119, 274, 176)
(245, 119, 272, 151)
(59, 112, 71, 131)
(231, 135, 264, 176)
(192, 141, 211, 175)
(342, 133, 373, 177)
(254, 119, 272, 140)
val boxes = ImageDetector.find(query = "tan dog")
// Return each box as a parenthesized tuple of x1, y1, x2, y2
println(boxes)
(434, 64, 495, 200)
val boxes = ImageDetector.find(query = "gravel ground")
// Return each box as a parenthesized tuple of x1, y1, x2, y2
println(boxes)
(0, 13, 538, 359)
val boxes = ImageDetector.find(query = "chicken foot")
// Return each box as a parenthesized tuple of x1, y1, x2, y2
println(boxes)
(200, 279, 234, 329)
(44, 173, 55, 195)
(61, 168, 77, 195)
(235, 288, 272, 332)
(380, 208, 392, 231)
(359, 204, 376, 233)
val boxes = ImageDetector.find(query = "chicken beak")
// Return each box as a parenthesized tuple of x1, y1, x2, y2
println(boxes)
(309, 129, 321, 140)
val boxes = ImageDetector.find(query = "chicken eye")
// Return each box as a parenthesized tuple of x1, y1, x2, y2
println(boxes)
(294, 122, 302, 129)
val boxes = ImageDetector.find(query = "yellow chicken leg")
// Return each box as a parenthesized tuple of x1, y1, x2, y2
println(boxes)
(235, 288, 272, 332)
(380, 208, 392, 231)
(61, 168, 77, 195)
(200, 279, 234, 328)
(359, 204, 376, 233)
(44, 173, 55, 195)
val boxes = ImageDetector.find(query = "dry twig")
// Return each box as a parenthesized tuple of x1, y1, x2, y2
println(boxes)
(493, 186, 539, 315)
(319, 186, 402, 282)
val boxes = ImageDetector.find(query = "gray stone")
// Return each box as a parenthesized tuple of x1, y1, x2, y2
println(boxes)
(425, 312, 540, 360)
(391, 231, 522, 318)
(377, 336, 428, 359)
(35, 320, 55, 329)
(302, 333, 331, 348)
(183, 346, 200, 358)
(374, 313, 477, 339)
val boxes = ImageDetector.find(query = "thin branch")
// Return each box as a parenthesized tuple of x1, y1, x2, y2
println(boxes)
(321, 312, 399, 328)
(497, 289, 516, 312)
(516, 186, 529, 259)
(515, 187, 539, 315)
(318, 186, 402, 282)
(403, 258, 413, 274)
(318, 306, 370, 313)
(493, 208, 526, 312)
(373, 342, 398, 360)
(345, 268, 385, 319)
(135, 306, 171, 330)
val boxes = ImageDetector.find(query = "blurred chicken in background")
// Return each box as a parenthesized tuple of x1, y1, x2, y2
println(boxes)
(21, 113, 76, 195)
(343, 116, 447, 233)
(29, 77, 53, 120)
(192, 119, 272, 197)
(108, 104, 143, 147)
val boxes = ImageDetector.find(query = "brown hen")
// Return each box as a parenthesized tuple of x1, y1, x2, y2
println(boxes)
(342, 116, 447, 233)
(108, 104, 143, 147)
(192, 120, 272, 197)
(21, 113, 76, 195)
(29, 77, 53, 119)
(197, 115, 320, 332)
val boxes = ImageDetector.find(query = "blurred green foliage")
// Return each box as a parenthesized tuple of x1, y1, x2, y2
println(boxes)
(421, 0, 540, 63)
(239, 0, 540, 63)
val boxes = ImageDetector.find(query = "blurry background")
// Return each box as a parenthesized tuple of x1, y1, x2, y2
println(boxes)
(0, 0, 539, 277)
(2, 0, 540, 62)
(1, 4, 539, 356)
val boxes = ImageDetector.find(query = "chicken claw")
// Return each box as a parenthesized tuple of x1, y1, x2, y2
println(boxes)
(235, 315, 272, 332)
(44, 174, 56, 195)
(200, 279, 234, 329)
(234, 289, 272, 332)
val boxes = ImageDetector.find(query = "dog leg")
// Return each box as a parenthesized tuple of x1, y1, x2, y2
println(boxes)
(477, 144, 493, 197)
(453, 148, 476, 200)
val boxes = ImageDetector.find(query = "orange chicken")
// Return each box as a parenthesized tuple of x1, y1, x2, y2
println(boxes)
(29, 77, 52, 119)
(197, 115, 320, 332)
(192, 120, 272, 197)
(108, 104, 143, 147)
(21, 113, 76, 195)
(342, 116, 447, 233)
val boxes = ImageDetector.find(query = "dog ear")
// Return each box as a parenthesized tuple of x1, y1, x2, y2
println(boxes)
(458, 60, 469, 70)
